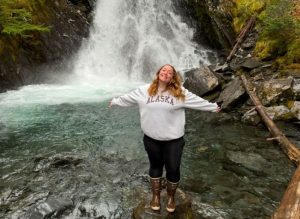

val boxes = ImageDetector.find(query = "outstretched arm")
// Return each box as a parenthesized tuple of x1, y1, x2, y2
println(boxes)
(109, 87, 142, 107)
(184, 89, 220, 112)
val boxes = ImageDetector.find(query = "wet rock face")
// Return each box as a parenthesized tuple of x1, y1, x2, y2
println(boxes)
(173, 0, 235, 50)
(0, 0, 93, 92)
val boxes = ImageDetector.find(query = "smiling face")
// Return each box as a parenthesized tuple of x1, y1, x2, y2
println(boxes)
(158, 65, 174, 84)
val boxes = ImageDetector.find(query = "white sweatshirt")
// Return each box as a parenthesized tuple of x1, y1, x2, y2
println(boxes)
(111, 84, 218, 141)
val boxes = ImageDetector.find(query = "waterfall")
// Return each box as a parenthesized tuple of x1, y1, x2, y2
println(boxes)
(69, 0, 212, 86)
(0, 0, 215, 109)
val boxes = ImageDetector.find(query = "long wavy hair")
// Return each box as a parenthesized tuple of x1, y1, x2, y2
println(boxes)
(148, 64, 185, 101)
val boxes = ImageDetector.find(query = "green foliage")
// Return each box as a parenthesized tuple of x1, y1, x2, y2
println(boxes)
(0, 0, 50, 36)
(255, 40, 278, 59)
(255, 0, 300, 65)
(286, 39, 300, 63)
(232, 0, 267, 32)
(259, 0, 295, 40)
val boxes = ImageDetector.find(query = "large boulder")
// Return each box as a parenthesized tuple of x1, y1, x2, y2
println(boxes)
(133, 187, 192, 219)
(216, 77, 246, 110)
(256, 77, 294, 106)
(225, 151, 270, 175)
(242, 105, 294, 125)
(183, 66, 220, 96)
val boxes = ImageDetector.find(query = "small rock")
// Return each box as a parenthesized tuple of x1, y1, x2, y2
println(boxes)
(253, 73, 264, 81)
(242, 41, 255, 49)
(33, 153, 83, 172)
(291, 101, 300, 120)
(242, 108, 261, 125)
(27, 197, 73, 219)
(78, 199, 120, 218)
(241, 39, 256, 50)
(293, 79, 300, 100)
(214, 63, 229, 72)
(241, 58, 262, 70)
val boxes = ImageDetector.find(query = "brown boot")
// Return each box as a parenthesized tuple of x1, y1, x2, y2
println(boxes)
(166, 180, 179, 213)
(150, 177, 162, 210)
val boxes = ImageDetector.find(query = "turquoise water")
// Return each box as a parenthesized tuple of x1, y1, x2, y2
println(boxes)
(0, 85, 297, 218)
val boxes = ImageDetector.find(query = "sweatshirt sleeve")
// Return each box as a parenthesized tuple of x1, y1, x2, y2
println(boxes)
(111, 87, 143, 107)
(183, 88, 218, 112)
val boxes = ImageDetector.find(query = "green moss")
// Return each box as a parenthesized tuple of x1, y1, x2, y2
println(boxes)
(286, 38, 300, 64)
(0, 0, 50, 37)
(255, 39, 279, 59)
(2, 22, 50, 35)
(287, 100, 295, 109)
(0, 0, 53, 71)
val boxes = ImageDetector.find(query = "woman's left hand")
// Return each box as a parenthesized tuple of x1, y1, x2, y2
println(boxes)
(216, 106, 221, 113)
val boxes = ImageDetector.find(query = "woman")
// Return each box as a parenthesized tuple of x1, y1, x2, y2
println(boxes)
(110, 64, 220, 212)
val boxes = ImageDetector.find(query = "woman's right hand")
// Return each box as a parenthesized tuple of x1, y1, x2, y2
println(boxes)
(109, 100, 113, 108)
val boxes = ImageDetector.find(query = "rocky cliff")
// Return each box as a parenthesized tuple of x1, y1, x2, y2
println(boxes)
(174, 0, 236, 51)
(0, 0, 93, 92)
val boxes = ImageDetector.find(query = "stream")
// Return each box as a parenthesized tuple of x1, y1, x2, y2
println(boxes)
(0, 0, 298, 218)
(0, 85, 297, 218)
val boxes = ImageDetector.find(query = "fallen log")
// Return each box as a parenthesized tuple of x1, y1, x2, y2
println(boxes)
(240, 74, 300, 163)
(272, 165, 300, 219)
(240, 74, 300, 219)
(226, 15, 256, 62)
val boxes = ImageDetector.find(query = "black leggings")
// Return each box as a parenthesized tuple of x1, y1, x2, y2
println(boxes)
(143, 134, 185, 183)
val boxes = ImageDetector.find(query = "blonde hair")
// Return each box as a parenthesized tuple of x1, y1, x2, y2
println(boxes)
(148, 64, 185, 101)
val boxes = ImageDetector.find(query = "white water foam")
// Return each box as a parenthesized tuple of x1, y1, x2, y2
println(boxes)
(69, 0, 212, 86)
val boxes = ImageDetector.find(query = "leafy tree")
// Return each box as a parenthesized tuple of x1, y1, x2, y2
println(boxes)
(256, 0, 300, 64)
